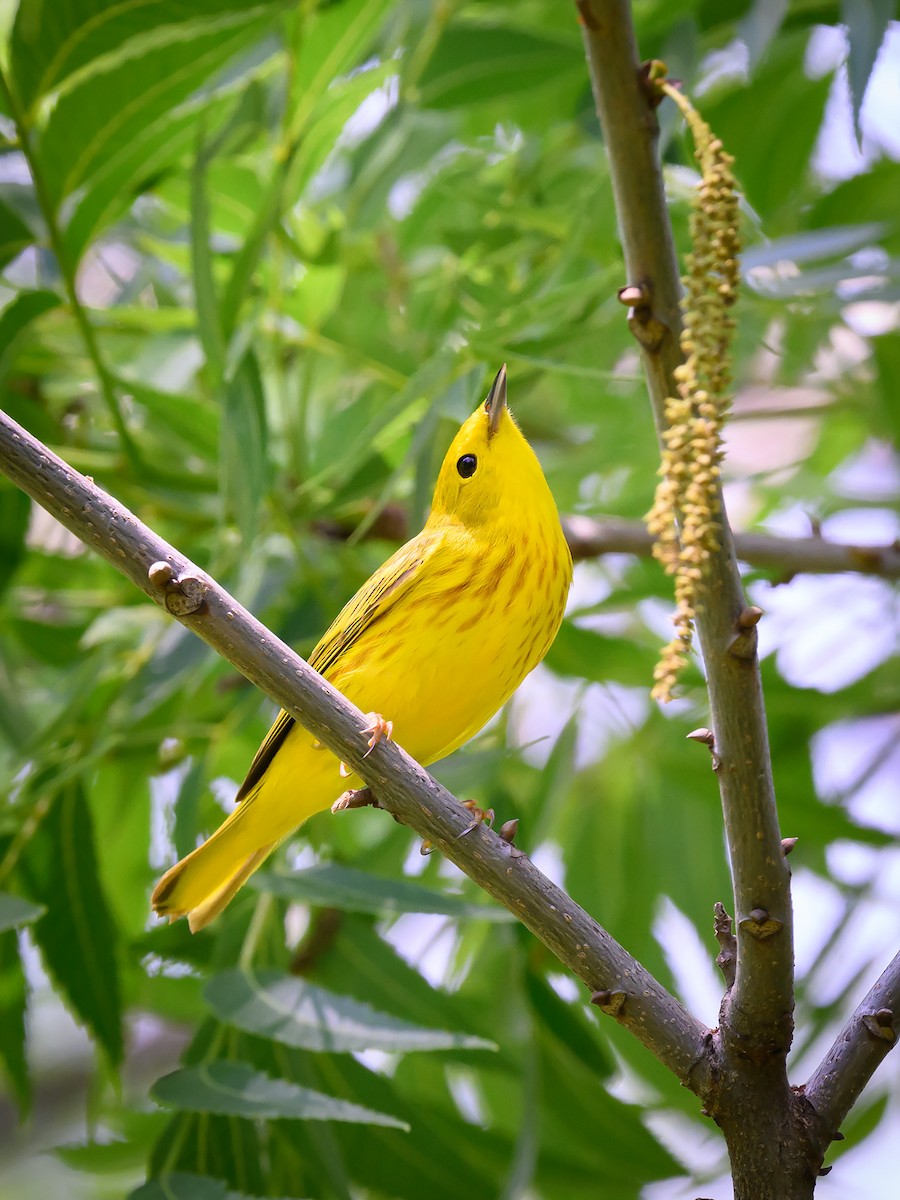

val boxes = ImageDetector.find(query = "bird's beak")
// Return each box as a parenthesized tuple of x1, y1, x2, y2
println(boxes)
(486, 364, 507, 437)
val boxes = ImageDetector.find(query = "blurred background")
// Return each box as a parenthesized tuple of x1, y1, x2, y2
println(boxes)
(0, 1, 897, 1197)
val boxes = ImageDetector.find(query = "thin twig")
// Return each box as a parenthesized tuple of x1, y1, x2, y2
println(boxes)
(805, 951, 900, 1137)
(563, 516, 900, 580)
(315, 511, 900, 580)
(0, 407, 713, 1094)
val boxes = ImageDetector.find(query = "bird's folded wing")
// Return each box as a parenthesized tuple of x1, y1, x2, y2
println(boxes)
(234, 530, 442, 802)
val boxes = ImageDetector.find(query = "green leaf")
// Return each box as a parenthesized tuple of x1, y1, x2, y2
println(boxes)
(0, 891, 45, 932)
(254, 862, 514, 921)
(36, 8, 282, 208)
(0, 929, 29, 1112)
(841, 0, 894, 143)
(152, 1060, 409, 1128)
(62, 89, 237, 262)
(23, 779, 123, 1063)
(288, 0, 393, 136)
(419, 26, 582, 109)
(0, 485, 31, 597)
(703, 35, 832, 218)
(191, 135, 226, 383)
(871, 331, 900, 434)
(205, 969, 496, 1053)
(220, 351, 267, 542)
(0, 289, 60, 377)
(544, 620, 651, 686)
(0, 199, 33, 270)
(9, 0, 287, 114)
(743, 223, 888, 270)
(129, 1171, 284, 1200)
(524, 971, 613, 1080)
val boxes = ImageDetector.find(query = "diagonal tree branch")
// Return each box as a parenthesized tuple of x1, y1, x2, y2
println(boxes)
(0, 406, 713, 1095)
(805, 951, 900, 1137)
(578, 0, 793, 1055)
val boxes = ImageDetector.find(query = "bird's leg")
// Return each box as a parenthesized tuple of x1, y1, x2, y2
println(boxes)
(362, 712, 393, 755)
(332, 787, 380, 813)
(420, 800, 497, 855)
(457, 799, 495, 839)
(338, 712, 394, 777)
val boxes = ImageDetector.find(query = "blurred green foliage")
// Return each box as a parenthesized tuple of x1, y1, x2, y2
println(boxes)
(0, 1, 898, 1197)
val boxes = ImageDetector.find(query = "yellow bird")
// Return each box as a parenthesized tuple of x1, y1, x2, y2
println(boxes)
(152, 367, 572, 930)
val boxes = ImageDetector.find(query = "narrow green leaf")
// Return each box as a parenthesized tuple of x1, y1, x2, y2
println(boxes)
(0, 289, 60, 377)
(0, 198, 33, 270)
(254, 862, 514, 921)
(23, 779, 123, 1062)
(129, 1171, 289, 1200)
(525, 971, 613, 1080)
(37, 10, 281, 207)
(220, 351, 267, 542)
(152, 1061, 409, 1128)
(288, 0, 393, 136)
(10, 0, 288, 114)
(62, 89, 237, 263)
(0, 891, 45, 932)
(0, 929, 29, 1112)
(205, 969, 496, 1053)
(544, 620, 651, 686)
(0, 486, 31, 597)
(191, 133, 226, 383)
(743, 223, 887, 270)
(419, 26, 582, 109)
(841, 0, 894, 144)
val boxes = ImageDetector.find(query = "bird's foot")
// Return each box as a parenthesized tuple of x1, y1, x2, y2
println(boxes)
(332, 787, 380, 813)
(338, 713, 394, 777)
(457, 799, 495, 839)
(362, 712, 394, 756)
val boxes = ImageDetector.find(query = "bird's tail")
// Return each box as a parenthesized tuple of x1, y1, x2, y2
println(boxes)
(151, 796, 276, 933)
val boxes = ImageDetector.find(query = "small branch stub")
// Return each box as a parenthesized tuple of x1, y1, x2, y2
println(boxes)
(739, 908, 784, 941)
(729, 605, 764, 660)
(618, 283, 650, 307)
(737, 605, 764, 629)
(686, 727, 722, 771)
(862, 1008, 896, 1044)
(714, 901, 736, 988)
(148, 560, 207, 615)
(591, 989, 627, 1016)
(164, 574, 208, 616)
(148, 560, 175, 586)
(498, 818, 519, 844)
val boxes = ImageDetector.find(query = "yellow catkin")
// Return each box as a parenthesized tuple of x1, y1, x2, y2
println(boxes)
(645, 77, 741, 702)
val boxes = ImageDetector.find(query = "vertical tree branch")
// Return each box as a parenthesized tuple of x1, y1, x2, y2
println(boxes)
(577, 0, 793, 1051)
(576, 2, 801, 1194)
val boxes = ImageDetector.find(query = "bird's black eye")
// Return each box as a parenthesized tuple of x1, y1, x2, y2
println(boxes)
(456, 454, 477, 478)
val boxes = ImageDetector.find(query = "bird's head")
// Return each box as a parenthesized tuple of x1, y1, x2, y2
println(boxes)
(429, 365, 557, 531)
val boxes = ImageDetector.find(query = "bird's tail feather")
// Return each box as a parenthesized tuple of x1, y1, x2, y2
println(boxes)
(151, 796, 276, 931)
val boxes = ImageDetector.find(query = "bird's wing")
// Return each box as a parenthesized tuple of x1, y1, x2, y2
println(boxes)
(234, 530, 442, 802)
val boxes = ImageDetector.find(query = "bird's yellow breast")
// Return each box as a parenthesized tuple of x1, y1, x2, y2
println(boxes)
(330, 519, 571, 768)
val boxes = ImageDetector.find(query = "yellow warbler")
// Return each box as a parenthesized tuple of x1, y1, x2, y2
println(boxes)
(152, 367, 572, 930)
